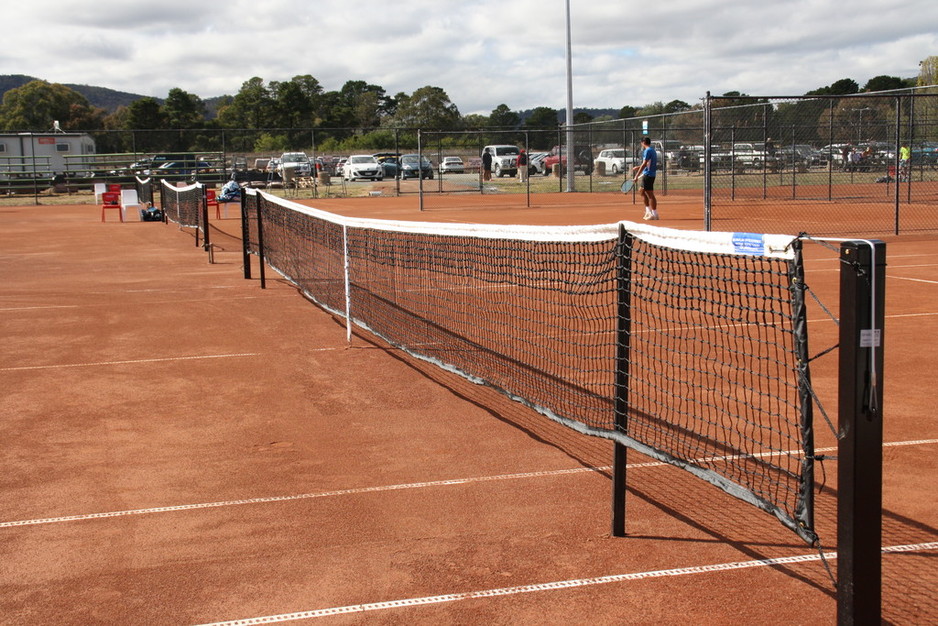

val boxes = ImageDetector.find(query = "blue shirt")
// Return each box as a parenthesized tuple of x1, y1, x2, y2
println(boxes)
(642, 146, 657, 177)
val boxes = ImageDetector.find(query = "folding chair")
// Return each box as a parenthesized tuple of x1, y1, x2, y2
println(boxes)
(120, 189, 142, 221)
(206, 188, 221, 219)
(101, 191, 123, 222)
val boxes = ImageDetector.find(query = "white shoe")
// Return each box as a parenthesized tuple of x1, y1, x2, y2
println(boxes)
(643, 209, 652, 219)
(647, 213, 659, 221)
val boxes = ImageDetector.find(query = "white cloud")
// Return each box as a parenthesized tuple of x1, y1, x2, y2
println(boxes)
(4, 0, 936, 114)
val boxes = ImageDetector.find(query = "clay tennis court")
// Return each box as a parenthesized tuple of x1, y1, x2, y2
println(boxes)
(1, 190, 936, 624)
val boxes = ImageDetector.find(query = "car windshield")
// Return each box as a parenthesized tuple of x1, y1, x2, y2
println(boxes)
(494, 147, 519, 156)
(282, 154, 307, 163)
(350, 156, 376, 164)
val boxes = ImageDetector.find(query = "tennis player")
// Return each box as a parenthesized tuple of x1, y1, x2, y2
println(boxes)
(632, 137, 658, 220)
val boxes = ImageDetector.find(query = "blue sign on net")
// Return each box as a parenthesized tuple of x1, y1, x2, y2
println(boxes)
(732, 232, 765, 255)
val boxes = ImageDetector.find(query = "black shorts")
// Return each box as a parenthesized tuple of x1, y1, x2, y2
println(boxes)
(641, 175, 656, 191)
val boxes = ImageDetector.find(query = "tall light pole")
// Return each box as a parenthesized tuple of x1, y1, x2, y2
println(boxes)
(564, 0, 575, 192)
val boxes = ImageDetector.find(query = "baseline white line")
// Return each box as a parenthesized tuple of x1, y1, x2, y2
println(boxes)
(2, 439, 934, 530)
(0, 353, 260, 372)
(196, 542, 938, 625)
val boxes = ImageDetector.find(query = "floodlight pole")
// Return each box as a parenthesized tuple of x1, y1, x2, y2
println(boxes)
(564, 0, 575, 193)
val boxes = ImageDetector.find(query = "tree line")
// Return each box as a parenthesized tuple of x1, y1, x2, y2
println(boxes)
(0, 58, 932, 155)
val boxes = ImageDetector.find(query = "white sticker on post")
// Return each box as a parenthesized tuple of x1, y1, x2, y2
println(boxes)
(860, 329, 881, 348)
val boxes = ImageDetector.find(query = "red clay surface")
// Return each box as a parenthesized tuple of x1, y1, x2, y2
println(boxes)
(1, 191, 936, 624)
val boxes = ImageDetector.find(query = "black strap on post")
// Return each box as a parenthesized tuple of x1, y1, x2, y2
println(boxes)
(256, 196, 267, 290)
(611, 225, 633, 537)
(837, 240, 885, 625)
(201, 186, 213, 263)
(240, 193, 251, 280)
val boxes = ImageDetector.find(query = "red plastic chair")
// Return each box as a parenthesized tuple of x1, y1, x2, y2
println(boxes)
(206, 188, 221, 219)
(107, 183, 122, 193)
(101, 191, 123, 222)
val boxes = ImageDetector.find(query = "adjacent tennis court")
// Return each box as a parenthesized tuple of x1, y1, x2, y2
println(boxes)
(1, 191, 935, 624)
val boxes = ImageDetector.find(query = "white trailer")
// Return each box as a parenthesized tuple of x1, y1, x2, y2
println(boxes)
(0, 132, 96, 177)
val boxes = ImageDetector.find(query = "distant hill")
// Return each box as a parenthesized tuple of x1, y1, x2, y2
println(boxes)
(0, 75, 227, 118)
(0, 74, 146, 111)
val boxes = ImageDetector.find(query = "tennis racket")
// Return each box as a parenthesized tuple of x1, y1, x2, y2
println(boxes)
(621, 179, 635, 193)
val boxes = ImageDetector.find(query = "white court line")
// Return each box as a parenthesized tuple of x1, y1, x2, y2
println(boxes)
(196, 542, 938, 625)
(0, 304, 81, 311)
(0, 353, 260, 372)
(891, 275, 938, 285)
(885, 311, 938, 318)
(2, 439, 934, 530)
(0, 294, 293, 313)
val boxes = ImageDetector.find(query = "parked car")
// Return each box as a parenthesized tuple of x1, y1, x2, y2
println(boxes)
(527, 152, 548, 175)
(911, 142, 938, 165)
(593, 148, 635, 175)
(155, 160, 216, 175)
(439, 156, 464, 174)
(343, 154, 384, 181)
(278, 152, 311, 177)
(731, 142, 772, 168)
(399, 154, 434, 179)
(481, 145, 520, 178)
(651, 140, 685, 164)
(372, 152, 401, 178)
(543, 145, 592, 175)
(820, 144, 852, 167)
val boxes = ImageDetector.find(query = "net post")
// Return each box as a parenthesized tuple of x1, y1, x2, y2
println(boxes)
(201, 185, 213, 263)
(240, 193, 251, 280)
(611, 224, 633, 537)
(256, 195, 267, 290)
(837, 240, 885, 625)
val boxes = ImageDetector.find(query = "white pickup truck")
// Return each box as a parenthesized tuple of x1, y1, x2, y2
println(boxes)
(731, 143, 771, 168)
(481, 145, 519, 178)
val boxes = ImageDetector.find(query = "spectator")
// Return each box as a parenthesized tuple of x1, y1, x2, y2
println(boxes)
(482, 148, 492, 182)
(517, 149, 528, 183)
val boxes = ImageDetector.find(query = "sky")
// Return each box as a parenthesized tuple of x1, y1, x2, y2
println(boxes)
(4, 0, 937, 116)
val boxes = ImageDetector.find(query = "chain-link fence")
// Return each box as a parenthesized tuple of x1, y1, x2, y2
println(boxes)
(4, 88, 936, 234)
(701, 90, 938, 235)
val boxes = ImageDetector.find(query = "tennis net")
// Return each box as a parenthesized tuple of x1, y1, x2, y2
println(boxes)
(244, 190, 816, 543)
(160, 180, 211, 257)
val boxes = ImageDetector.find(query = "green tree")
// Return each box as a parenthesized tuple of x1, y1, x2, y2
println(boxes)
(807, 78, 859, 96)
(217, 77, 274, 129)
(162, 88, 205, 129)
(124, 97, 164, 130)
(664, 100, 691, 113)
(863, 75, 909, 92)
(488, 104, 519, 129)
(387, 86, 461, 129)
(524, 106, 558, 130)
(917, 56, 938, 87)
(320, 80, 389, 135)
(618, 105, 639, 119)
(0, 79, 98, 131)
(462, 113, 489, 129)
